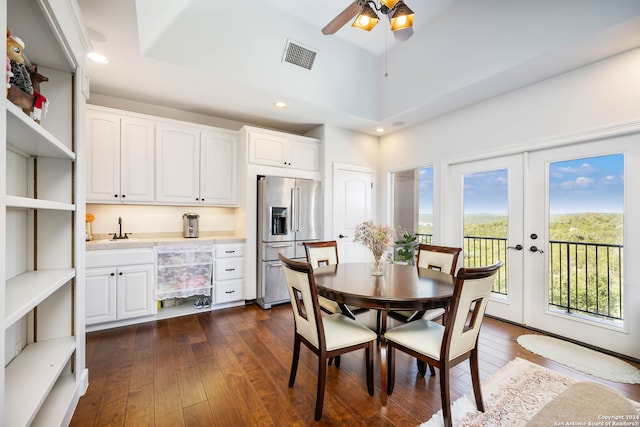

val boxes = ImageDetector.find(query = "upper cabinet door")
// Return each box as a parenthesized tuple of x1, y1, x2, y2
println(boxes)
(200, 130, 238, 206)
(249, 133, 290, 167)
(247, 129, 320, 171)
(120, 117, 155, 202)
(155, 123, 200, 204)
(289, 139, 319, 171)
(86, 110, 121, 202)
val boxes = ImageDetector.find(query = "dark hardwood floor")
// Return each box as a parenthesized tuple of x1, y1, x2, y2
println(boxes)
(70, 303, 640, 426)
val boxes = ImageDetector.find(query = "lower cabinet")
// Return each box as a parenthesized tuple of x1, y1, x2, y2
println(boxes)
(86, 249, 156, 326)
(214, 243, 244, 304)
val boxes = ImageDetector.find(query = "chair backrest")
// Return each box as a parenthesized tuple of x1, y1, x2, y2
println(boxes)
(304, 240, 339, 268)
(279, 253, 326, 350)
(442, 261, 503, 361)
(416, 244, 462, 276)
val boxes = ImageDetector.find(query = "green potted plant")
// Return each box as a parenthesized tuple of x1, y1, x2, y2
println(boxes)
(394, 231, 418, 265)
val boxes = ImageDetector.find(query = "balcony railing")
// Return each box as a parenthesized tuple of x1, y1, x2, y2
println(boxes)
(414, 233, 624, 321)
(549, 240, 623, 321)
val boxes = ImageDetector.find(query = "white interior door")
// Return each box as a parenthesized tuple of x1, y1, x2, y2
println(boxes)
(525, 137, 640, 358)
(448, 154, 524, 323)
(333, 163, 373, 262)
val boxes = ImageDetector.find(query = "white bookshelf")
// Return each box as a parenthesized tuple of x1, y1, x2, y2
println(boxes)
(2, 0, 90, 424)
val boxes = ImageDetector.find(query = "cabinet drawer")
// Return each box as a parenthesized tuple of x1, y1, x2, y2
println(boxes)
(215, 280, 243, 304)
(215, 243, 244, 258)
(86, 249, 154, 268)
(215, 258, 243, 280)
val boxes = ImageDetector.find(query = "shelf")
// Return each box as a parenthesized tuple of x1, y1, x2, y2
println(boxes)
(6, 195, 75, 211)
(31, 374, 78, 427)
(4, 337, 76, 427)
(6, 102, 75, 160)
(5, 269, 76, 328)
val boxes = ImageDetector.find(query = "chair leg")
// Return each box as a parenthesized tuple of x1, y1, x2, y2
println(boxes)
(439, 363, 453, 427)
(289, 335, 301, 387)
(386, 346, 396, 395)
(334, 355, 341, 368)
(470, 347, 484, 412)
(315, 355, 328, 420)
(365, 343, 374, 396)
(417, 359, 427, 377)
(429, 364, 436, 376)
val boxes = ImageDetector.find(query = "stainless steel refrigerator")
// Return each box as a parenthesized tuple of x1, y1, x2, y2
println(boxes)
(257, 176, 322, 308)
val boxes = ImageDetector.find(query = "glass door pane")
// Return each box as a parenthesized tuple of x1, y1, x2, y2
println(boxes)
(548, 154, 624, 323)
(463, 169, 509, 295)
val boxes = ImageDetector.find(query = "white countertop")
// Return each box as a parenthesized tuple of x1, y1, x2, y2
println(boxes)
(85, 233, 246, 251)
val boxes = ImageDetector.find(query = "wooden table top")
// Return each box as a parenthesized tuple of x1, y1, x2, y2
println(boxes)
(313, 262, 454, 311)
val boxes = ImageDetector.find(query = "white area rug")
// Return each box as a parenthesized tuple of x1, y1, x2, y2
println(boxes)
(517, 334, 640, 384)
(419, 357, 640, 427)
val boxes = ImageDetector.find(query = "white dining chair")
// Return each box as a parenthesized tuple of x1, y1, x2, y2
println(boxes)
(384, 261, 503, 427)
(279, 253, 377, 420)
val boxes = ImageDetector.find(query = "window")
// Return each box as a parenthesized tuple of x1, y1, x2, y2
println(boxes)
(392, 166, 433, 244)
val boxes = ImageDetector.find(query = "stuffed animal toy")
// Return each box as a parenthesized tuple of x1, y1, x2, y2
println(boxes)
(27, 65, 48, 123)
(5, 57, 11, 96)
(6, 29, 48, 122)
(7, 30, 33, 95)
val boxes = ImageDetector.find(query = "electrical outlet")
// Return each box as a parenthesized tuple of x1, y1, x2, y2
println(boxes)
(15, 341, 22, 354)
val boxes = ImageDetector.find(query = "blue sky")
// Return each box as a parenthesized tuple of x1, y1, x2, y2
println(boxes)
(549, 154, 623, 214)
(418, 154, 624, 215)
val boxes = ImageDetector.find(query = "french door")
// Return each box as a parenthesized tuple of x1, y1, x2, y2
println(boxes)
(447, 154, 524, 323)
(448, 137, 640, 358)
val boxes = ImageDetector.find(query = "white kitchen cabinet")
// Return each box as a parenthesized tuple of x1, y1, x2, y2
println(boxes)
(2, 0, 88, 424)
(86, 107, 155, 203)
(156, 123, 238, 205)
(86, 249, 156, 327)
(245, 126, 320, 171)
(214, 243, 244, 304)
(200, 131, 238, 205)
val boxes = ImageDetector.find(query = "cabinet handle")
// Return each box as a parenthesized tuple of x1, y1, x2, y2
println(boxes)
(225, 268, 235, 272)
(122, 194, 126, 198)
(114, 194, 118, 198)
(225, 290, 235, 294)
(119, 272, 123, 275)
(201, 199, 204, 202)
(110, 272, 115, 276)
(225, 250, 235, 254)
(195, 198, 199, 201)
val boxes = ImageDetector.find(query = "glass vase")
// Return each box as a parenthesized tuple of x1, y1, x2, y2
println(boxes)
(371, 256, 385, 276)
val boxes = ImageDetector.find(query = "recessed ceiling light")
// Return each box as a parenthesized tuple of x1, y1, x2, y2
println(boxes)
(87, 52, 109, 64)
(376, 128, 385, 133)
(273, 101, 287, 109)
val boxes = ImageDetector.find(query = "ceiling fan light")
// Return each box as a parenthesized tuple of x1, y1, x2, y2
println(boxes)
(351, 4, 380, 31)
(380, 0, 401, 9)
(389, 2, 415, 31)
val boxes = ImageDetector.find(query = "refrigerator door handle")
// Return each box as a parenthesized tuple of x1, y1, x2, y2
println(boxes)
(291, 186, 301, 232)
(269, 243, 293, 248)
(268, 262, 284, 268)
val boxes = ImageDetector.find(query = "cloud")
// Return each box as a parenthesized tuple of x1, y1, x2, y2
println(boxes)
(559, 176, 594, 190)
(551, 162, 596, 178)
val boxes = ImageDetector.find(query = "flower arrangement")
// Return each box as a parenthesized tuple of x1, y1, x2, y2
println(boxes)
(85, 213, 95, 223)
(354, 220, 396, 274)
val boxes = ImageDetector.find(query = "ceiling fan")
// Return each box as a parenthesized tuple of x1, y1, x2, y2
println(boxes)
(322, 0, 415, 41)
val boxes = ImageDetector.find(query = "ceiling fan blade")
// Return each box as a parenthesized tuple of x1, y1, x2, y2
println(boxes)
(322, 1, 361, 35)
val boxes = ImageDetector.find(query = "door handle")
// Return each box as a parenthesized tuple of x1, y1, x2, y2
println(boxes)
(338, 234, 349, 239)
(507, 244, 523, 250)
(530, 245, 544, 253)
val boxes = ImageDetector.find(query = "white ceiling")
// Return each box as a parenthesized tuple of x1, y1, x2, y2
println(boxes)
(77, 0, 640, 136)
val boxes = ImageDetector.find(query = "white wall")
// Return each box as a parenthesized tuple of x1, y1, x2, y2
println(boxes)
(307, 125, 380, 240)
(86, 204, 237, 238)
(378, 47, 640, 226)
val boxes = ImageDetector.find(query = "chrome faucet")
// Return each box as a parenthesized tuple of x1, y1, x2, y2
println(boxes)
(110, 216, 131, 240)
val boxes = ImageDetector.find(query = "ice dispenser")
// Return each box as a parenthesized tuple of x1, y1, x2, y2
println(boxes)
(271, 207, 288, 235)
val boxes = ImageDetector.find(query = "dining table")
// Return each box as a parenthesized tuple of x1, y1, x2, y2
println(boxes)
(312, 262, 455, 405)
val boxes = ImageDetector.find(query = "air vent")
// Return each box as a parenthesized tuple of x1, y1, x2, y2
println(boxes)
(283, 39, 317, 70)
